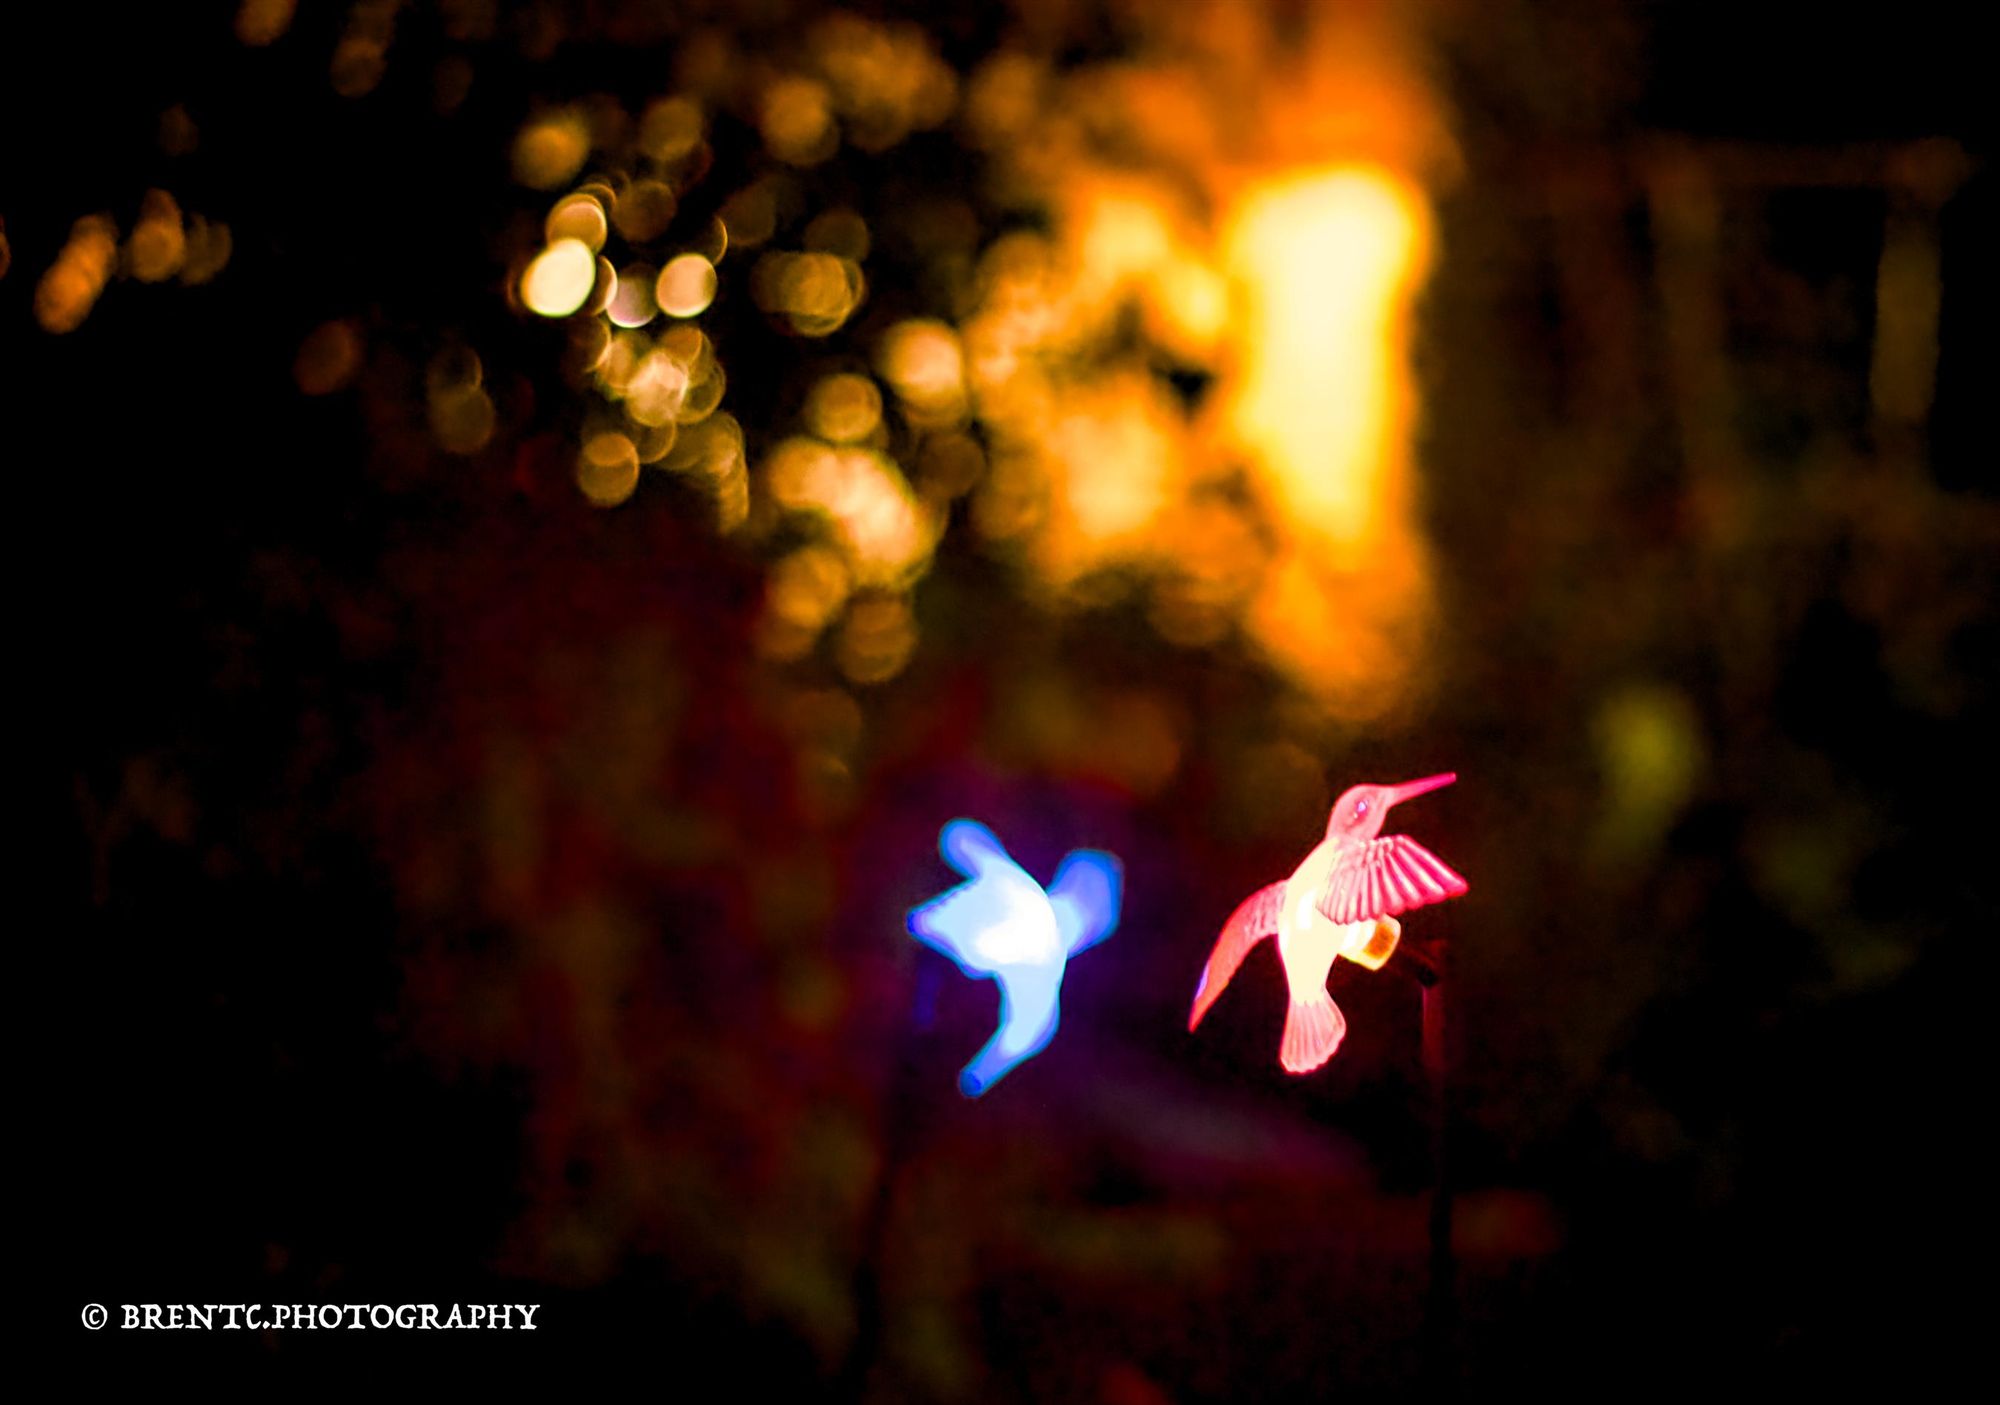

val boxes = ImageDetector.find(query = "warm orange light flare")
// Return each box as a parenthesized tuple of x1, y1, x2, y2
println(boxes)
(1220, 168, 1431, 563)
(1222, 167, 1435, 706)
(942, 0, 1449, 714)
(493, 0, 1448, 713)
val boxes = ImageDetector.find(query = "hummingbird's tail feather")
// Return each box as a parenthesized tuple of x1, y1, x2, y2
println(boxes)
(1279, 990, 1347, 1074)
(957, 1046, 1018, 1098)
(959, 969, 1062, 1097)
(1190, 882, 1285, 1031)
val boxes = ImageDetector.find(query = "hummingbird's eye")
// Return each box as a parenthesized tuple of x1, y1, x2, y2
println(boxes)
(1354, 800, 1368, 818)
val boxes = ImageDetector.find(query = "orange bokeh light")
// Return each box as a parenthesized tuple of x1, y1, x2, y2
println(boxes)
(35, 215, 119, 334)
(656, 254, 717, 318)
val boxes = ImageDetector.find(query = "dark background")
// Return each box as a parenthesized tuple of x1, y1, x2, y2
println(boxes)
(24, 0, 1989, 1393)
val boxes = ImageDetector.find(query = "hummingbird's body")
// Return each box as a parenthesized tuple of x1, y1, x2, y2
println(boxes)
(1190, 773, 1468, 1073)
(1274, 839, 1381, 1004)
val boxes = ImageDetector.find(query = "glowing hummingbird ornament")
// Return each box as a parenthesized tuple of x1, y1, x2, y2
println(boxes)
(1189, 772, 1468, 1073)
(907, 820, 1123, 1096)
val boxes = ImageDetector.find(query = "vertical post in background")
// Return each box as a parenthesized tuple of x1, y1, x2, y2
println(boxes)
(1389, 934, 1455, 1390)
(1421, 940, 1455, 1394)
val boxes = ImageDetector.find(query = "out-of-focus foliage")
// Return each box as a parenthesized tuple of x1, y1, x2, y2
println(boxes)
(459, 2, 1460, 715)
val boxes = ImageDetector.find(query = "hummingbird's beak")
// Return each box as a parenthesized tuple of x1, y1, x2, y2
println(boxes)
(1385, 772, 1456, 807)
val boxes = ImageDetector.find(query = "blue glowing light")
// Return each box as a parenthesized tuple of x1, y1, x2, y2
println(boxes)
(907, 819, 1122, 1097)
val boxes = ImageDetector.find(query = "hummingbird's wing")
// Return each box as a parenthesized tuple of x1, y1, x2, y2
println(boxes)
(1047, 850, 1122, 956)
(1316, 835, 1468, 925)
(1189, 882, 1286, 1031)
(938, 818, 1014, 879)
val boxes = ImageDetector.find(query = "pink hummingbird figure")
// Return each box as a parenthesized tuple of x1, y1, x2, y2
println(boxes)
(1189, 772, 1469, 1074)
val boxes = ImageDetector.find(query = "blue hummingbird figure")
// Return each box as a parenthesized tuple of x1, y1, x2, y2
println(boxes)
(906, 820, 1123, 1096)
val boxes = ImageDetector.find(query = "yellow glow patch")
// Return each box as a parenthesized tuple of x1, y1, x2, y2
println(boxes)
(1219, 167, 1430, 561)
(520, 239, 596, 317)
